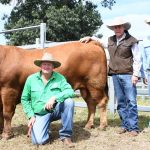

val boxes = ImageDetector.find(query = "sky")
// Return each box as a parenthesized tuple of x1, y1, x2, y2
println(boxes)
(92, 0, 150, 41)
(0, 0, 150, 45)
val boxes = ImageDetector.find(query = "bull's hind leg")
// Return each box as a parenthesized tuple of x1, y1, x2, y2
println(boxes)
(80, 88, 96, 129)
(1, 87, 18, 139)
(97, 93, 108, 130)
(87, 86, 108, 130)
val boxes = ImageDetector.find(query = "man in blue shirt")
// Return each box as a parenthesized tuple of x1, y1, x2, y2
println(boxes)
(140, 17, 150, 128)
(141, 18, 150, 95)
(21, 52, 75, 147)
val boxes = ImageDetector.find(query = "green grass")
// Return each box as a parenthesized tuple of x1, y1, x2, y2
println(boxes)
(74, 96, 150, 105)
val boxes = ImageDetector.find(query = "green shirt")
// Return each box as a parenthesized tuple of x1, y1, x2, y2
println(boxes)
(21, 71, 75, 119)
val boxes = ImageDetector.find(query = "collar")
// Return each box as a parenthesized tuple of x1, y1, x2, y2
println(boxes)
(117, 33, 126, 44)
(110, 30, 131, 43)
(36, 71, 56, 81)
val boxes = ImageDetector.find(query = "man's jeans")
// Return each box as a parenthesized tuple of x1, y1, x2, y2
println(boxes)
(148, 72, 150, 95)
(112, 74, 139, 131)
(31, 98, 74, 145)
(148, 72, 150, 127)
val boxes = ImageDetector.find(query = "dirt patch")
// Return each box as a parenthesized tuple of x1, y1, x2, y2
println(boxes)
(0, 104, 150, 150)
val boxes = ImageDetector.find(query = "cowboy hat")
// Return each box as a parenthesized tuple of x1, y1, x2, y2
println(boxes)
(106, 17, 131, 30)
(145, 17, 150, 24)
(34, 52, 61, 68)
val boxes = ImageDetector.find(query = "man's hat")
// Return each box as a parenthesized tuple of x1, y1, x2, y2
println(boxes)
(145, 17, 150, 24)
(34, 52, 61, 68)
(106, 17, 131, 30)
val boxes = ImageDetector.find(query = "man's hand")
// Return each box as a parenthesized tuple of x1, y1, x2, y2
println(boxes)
(143, 78, 148, 85)
(27, 116, 36, 137)
(80, 36, 91, 43)
(132, 75, 139, 85)
(28, 116, 36, 127)
(44, 96, 56, 111)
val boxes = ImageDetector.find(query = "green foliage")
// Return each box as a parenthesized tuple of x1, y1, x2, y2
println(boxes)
(101, 0, 116, 9)
(0, 0, 115, 45)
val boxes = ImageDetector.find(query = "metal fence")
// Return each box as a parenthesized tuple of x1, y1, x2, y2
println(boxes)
(75, 77, 150, 114)
(0, 23, 46, 48)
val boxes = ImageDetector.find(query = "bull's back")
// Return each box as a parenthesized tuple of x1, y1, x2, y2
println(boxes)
(45, 41, 107, 89)
(0, 41, 107, 90)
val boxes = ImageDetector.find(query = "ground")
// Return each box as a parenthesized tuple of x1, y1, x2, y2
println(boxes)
(0, 103, 150, 150)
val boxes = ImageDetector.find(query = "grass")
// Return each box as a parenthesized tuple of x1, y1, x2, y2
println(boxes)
(0, 98, 150, 150)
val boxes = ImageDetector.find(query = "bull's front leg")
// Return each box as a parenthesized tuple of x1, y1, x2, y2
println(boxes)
(1, 88, 18, 140)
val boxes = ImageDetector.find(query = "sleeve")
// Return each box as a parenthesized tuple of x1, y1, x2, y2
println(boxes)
(55, 77, 75, 102)
(21, 77, 35, 119)
(140, 41, 148, 78)
(91, 36, 108, 48)
(131, 43, 142, 77)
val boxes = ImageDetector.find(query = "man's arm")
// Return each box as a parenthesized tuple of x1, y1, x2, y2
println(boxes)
(55, 77, 75, 103)
(21, 77, 35, 119)
(131, 43, 142, 85)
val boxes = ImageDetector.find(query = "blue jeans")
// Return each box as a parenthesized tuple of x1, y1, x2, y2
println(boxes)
(112, 74, 139, 131)
(148, 72, 150, 127)
(31, 98, 74, 145)
(148, 72, 150, 95)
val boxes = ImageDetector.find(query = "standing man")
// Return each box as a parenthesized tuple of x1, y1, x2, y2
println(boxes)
(21, 52, 75, 147)
(141, 17, 150, 94)
(140, 17, 150, 128)
(80, 17, 142, 136)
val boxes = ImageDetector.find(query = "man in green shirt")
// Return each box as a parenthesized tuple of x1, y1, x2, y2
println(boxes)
(21, 52, 75, 147)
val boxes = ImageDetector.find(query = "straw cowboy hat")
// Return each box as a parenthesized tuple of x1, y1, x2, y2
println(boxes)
(34, 52, 61, 68)
(145, 17, 150, 24)
(107, 17, 131, 30)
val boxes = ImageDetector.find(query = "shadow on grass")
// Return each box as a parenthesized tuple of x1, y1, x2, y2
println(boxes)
(11, 111, 149, 142)
(12, 120, 91, 143)
(12, 124, 28, 137)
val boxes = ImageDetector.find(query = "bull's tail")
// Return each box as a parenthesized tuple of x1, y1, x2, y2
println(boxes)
(105, 81, 109, 98)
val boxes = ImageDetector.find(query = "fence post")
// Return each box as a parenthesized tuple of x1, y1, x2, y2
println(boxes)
(108, 76, 116, 114)
(40, 23, 46, 48)
(36, 38, 40, 48)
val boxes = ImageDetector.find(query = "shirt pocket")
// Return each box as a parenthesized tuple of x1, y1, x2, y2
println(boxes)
(31, 87, 41, 100)
(118, 44, 132, 58)
(49, 84, 61, 93)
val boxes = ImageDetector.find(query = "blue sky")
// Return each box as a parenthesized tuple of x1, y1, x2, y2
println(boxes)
(92, 0, 150, 41)
(0, 0, 150, 45)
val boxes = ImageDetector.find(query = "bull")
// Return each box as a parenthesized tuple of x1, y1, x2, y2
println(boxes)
(0, 41, 108, 139)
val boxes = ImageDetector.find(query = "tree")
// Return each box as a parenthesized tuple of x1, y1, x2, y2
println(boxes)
(0, 0, 116, 45)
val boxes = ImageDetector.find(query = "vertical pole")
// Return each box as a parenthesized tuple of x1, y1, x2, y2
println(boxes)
(108, 76, 116, 115)
(36, 38, 40, 48)
(40, 23, 46, 48)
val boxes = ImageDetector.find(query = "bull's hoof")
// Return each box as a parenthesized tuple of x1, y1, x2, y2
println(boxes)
(98, 125, 107, 131)
(2, 132, 14, 140)
(85, 124, 95, 129)
(0, 128, 3, 134)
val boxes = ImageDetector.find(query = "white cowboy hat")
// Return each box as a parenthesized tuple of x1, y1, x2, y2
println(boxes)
(34, 52, 61, 68)
(145, 17, 150, 24)
(106, 17, 131, 30)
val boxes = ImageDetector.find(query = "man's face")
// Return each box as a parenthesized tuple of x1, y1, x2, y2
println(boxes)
(41, 61, 54, 74)
(112, 25, 125, 38)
